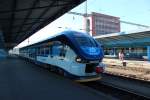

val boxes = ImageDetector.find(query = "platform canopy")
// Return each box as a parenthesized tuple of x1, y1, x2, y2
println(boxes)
(94, 28, 150, 48)
(0, 0, 85, 49)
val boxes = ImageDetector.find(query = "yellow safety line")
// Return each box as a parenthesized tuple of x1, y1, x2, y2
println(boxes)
(75, 76, 101, 82)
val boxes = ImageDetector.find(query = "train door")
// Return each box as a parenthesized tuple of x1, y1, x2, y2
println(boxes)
(54, 42, 72, 72)
(57, 44, 71, 71)
(49, 41, 67, 69)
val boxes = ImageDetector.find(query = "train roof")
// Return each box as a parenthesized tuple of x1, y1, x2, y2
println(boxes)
(20, 30, 90, 49)
(19, 30, 104, 61)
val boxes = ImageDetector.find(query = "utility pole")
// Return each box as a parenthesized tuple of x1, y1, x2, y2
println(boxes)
(84, 0, 90, 34)
(85, 0, 87, 17)
(68, 11, 150, 29)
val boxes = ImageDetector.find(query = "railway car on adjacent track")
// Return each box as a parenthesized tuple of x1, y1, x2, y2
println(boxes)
(19, 30, 105, 82)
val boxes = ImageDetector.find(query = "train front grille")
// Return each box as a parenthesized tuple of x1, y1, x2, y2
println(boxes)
(85, 63, 98, 73)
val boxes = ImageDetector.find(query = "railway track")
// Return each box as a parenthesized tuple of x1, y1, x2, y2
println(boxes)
(81, 81, 149, 100)
(18, 56, 150, 99)
(80, 73, 150, 100)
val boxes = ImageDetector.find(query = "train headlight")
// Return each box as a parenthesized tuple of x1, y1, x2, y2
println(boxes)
(76, 56, 89, 63)
(76, 56, 82, 62)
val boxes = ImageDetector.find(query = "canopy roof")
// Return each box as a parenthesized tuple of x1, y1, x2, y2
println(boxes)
(0, 0, 85, 49)
(94, 28, 150, 48)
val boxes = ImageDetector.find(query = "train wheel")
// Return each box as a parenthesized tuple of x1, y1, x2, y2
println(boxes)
(63, 72, 68, 77)
(48, 66, 52, 71)
(49, 65, 55, 72)
(58, 69, 64, 75)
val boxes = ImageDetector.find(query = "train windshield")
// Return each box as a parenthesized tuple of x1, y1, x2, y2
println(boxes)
(75, 36, 97, 47)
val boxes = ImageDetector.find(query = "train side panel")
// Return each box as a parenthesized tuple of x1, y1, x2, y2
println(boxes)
(19, 31, 105, 82)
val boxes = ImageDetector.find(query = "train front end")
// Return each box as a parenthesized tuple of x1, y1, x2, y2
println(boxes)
(68, 31, 105, 82)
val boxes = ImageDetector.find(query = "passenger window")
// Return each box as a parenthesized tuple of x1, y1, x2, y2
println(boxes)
(51, 41, 65, 57)
(45, 47, 49, 55)
(37, 47, 40, 55)
(41, 48, 44, 55)
(49, 46, 52, 56)
(52, 41, 61, 56)
(52, 45, 61, 56)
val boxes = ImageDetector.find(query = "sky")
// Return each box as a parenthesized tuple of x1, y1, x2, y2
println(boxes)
(16, 0, 150, 48)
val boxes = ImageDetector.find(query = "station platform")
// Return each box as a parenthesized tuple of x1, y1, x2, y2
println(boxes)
(0, 56, 110, 100)
(103, 58, 150, 81)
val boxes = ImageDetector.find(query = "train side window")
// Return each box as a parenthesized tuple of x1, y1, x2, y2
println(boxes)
(37, 47, 40, 55)
(45, 47, 49, 55)
(52, 45, 61, 56)
(49, 46, 52, 57)
(52, 41, 64, 57)
(41, 47, 44, 56)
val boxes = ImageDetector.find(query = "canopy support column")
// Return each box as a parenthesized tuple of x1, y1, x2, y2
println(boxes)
(147, 46, 150, 61)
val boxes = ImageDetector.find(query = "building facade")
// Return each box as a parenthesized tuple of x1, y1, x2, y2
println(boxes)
(94, 29, 150, 60)
(84, 12, 120, 36)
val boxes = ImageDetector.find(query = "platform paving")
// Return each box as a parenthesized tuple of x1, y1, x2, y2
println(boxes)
(0, 56, 111, 100)
(103, 58, 150, 81)
(103, 58, 150, 69)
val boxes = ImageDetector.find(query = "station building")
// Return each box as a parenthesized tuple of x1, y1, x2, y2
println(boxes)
(83, 12, 150, 61)
(94, 29, 150, 61)
(84, 12, 120, 36)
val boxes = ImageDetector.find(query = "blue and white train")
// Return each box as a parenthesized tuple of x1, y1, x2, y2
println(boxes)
(19, 31, 105, 82)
